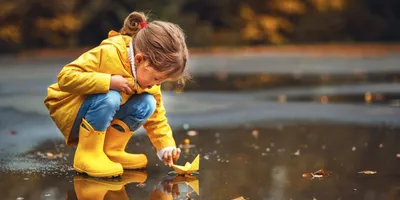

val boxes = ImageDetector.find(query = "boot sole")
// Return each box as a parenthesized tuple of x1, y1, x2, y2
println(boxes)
(74, 167, 123, 178)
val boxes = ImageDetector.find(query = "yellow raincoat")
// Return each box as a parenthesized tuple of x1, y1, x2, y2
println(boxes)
(44, 31, 176, 152)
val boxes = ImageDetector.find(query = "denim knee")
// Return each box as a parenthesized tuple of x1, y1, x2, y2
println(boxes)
(96, 90, 121, 113)
(134, 93, 156, 121)
(85, 90, 121, 131)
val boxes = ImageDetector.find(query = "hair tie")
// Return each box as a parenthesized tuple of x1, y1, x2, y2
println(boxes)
(140, 22, 147, 29)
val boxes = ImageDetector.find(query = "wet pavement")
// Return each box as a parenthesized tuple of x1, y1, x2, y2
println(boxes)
(1, 52, 400, 199)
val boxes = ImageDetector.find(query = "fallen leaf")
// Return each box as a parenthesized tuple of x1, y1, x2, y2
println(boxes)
(302, 173, 313, 179)
(358, 171, 377, 175)
(302, 169, 330, 180)
(314, 169, 329, 176)
(293, 149, 300, 156)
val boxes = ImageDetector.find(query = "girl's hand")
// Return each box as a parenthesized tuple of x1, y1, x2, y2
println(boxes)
(163, 148, 181, 167)
(110, 75, 133, 94)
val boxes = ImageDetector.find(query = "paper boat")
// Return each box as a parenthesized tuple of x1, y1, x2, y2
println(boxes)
(172, 155, 199, 175)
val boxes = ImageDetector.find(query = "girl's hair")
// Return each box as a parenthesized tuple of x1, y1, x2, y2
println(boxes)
(120, 11, 189, 85)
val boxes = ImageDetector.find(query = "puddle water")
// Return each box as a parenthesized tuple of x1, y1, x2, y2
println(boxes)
(1, 124, 400, 200)
(167, 72, 400, 91)
(263, 92, 400, 105)
(1, 58, 400, 199)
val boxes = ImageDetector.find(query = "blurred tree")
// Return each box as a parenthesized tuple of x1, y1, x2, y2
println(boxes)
(0, 0, 110, 51)
(239, 0, 350, 45)
(0, 0, 400, 53)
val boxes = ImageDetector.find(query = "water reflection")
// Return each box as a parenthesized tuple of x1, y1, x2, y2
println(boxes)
(3, 125, 400, 199)
(149, 175, 199, 200)
(66, 171, 199, 200)
(67, 170, 147, 200)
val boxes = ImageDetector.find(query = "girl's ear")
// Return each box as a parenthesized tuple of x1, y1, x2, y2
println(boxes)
(134, 54, 145, 65)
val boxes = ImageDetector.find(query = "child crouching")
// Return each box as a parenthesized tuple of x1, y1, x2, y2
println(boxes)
(44, 11, 188, 177)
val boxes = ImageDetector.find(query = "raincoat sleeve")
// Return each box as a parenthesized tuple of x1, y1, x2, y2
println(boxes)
(57, 46, 111, 95)
(143, 89, 176, 154)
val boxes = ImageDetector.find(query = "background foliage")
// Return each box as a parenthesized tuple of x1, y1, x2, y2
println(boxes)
(1, 0, 399, 53)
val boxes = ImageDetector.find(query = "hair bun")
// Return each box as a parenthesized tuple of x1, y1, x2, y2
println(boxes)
(120, 11, 148, 36)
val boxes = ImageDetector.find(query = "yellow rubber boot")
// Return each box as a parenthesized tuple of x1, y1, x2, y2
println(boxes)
(104, 119, 148, 169)
(73, 175, 124, 200)
(73, 118, 123, 177)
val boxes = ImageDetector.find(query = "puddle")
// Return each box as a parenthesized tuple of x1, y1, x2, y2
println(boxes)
(1, 124, 400, 199)
(1, 56, 400, 199)
(163, 72, 400, 91)
(264, 92, 400, 105)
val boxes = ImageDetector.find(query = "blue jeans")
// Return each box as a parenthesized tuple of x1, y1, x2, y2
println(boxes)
(70, 90, 156, 137)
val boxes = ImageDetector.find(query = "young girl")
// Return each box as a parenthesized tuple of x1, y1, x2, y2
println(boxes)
(44, 11, 188, 177)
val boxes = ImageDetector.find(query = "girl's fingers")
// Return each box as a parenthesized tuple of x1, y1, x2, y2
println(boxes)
(168, 150, 173, 166)
(164, 151, 168, 165)
(168, 150, 172, 157)
(172, 149, 177, 157)
(163, 149, 181, 167)
(124, 86, 133, 94)
(172, 148, 180, 162)
(120, 87, 127, 94)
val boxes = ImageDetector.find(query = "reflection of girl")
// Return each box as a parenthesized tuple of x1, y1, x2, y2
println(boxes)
(44, 11, 188, 177)
(149, 176, 199, 200)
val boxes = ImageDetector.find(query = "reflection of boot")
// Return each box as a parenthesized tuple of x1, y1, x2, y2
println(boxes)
(106, 170, 148, 200)
(104, 187, 129, 200)
(73, 175, 124, 200)
(120, 170, 148, 185)
(74, 119, 123, 177)
(104, 119, 148, 169)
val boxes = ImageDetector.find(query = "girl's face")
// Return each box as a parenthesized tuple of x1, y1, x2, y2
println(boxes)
(135, 54, 167, 89)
